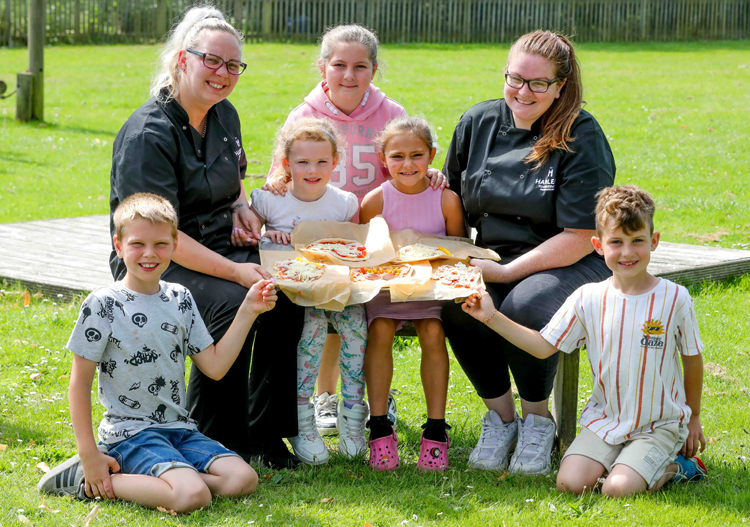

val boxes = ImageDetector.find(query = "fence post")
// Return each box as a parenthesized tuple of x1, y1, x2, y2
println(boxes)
(156, 0, 167, 40)
(262, 0, 271, 38)
(16, 72, 33, 122)
(28, 0, 44, 121)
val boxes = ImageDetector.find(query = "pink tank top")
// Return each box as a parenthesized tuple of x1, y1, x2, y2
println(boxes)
(381, 181, 446, 236)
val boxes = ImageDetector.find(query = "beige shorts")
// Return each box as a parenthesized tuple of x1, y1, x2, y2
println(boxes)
(563, 422, 688, 489)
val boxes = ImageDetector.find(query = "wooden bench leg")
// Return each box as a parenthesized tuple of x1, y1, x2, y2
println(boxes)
(552, 348, 579, 456)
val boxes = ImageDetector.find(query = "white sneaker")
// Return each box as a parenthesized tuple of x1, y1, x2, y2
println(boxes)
(337, 401, 369, 458)
(313, 392, 339, 436)
(508, 413, 556, 475)
(387, 389, 400, 427)
(289, 403, 329, 465)
(468, 410, 519, 470)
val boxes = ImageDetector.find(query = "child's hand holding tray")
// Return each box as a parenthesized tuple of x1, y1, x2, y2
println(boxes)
(259, 250, 351, 312)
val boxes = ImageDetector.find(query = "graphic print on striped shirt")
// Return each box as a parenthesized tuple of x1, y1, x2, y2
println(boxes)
(540, 278, 703, 445)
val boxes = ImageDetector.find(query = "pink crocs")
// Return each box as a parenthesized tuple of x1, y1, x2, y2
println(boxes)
(369, 430, 399, 471)
(417, 432, 450, 471)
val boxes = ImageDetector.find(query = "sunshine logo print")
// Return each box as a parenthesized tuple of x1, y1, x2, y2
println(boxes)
(640, 319, 665, 349)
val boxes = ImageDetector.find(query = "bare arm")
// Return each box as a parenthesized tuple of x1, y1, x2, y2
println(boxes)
(69, 355, 120, 499)
(681, 353, 706, 458)
(172, 230, 271, 289)
(471, 228, 595, 283)
(231, 186, 263, 247)
(462, 290, 558, 359)
(441, 189, 467, 238)
(190, 280, 276, 380)
(359, 188, 384, 225)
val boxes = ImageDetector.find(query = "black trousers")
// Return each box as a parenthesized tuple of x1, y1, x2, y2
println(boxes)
(164, 249, 304, 453)
(442, 253, 610, 403)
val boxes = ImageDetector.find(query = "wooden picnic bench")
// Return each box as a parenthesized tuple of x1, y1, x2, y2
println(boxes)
(2, 215, 750, 452)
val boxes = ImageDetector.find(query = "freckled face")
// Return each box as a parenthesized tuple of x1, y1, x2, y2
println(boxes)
(504, 52, 565, 130)
(178, 30, 242, 109)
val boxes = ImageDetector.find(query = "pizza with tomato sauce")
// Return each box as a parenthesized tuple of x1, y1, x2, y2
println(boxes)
(305, 238, 370, 261)
(432, 262, 481, 289)
(350, 264, 413, 283)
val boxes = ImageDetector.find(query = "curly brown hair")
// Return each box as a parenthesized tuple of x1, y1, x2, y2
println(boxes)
(595, 185, 656, 236)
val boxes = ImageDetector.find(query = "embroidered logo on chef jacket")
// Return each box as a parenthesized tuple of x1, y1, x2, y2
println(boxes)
(234, 137, 242, 158)
(535, 167, 556, 192)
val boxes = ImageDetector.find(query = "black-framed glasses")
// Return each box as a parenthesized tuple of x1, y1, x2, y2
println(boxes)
(187, 49, 247, 75)
(504, 72, 559, 93)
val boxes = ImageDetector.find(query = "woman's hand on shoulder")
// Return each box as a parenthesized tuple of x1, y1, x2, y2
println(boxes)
(426, 168, 449, 190)
(234, 263, 273, 289)
(470, 258, 511, 283)
(262, 174, 290, 196)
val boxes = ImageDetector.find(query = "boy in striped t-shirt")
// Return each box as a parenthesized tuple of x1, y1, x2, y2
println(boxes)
(462, 185, 706, 497)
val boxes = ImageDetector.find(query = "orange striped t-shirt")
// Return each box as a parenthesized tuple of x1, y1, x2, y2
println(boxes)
(540, 278, 703, 445)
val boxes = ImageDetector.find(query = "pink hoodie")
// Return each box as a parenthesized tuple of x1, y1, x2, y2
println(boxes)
(278, 81, 406, 202)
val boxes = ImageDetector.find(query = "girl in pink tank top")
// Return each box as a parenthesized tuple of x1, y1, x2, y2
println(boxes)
(359, 116, 466, 472)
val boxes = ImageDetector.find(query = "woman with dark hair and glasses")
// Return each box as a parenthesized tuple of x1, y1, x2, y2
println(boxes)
(442, 30, 615, 475)
(108, 5, 303, 469)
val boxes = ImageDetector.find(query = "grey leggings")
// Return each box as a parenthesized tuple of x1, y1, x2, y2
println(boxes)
(441, 253, 610, 402)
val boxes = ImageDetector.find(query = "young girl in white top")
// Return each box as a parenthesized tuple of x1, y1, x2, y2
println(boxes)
(359, 116, 465, 471)
(249, 117, 367, 465)
(235, 26, 447, 437)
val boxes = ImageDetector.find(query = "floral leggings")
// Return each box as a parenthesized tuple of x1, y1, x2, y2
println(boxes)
(297, 305, 367, 401)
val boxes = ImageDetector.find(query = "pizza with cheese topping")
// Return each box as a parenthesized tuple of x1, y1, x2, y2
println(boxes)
(272, 257, 326, 282)
(304, 238, 370, 261)
(397, 243, 451, 261)
(350, 264, 413, 283)
(432, 262, 481, 289)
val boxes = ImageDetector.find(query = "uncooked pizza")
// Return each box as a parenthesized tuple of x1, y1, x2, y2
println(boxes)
(350, 264, 413, 282)
(397, 243, 451, 261)
(305, 238, 370, 261)
(272, 257, 326, 282)
(432, 262, 481, 289)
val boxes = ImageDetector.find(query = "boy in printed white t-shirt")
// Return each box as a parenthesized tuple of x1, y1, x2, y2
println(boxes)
(462, 185, 707, 497)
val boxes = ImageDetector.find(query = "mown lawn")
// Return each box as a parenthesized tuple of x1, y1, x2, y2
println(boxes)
(1, 275, 750, 526)
(1, 41, 749, 526)
(1, 41, 749, 248)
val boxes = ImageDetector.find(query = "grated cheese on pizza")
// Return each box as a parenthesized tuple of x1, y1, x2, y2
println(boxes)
(305, 239, 369, 261)
(397, 243, 446, 260)
(350, 264, 412, 282)
(272, 257, 326, 282)
(432, 262, 481, 289)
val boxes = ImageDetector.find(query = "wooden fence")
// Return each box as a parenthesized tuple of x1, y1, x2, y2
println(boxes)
(2, 0, 749, 46)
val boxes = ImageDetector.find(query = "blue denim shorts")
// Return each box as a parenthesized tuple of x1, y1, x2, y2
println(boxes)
(107, 428, 240, 478)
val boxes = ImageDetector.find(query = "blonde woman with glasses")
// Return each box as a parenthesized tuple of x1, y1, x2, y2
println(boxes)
(108, 5, 304, 470)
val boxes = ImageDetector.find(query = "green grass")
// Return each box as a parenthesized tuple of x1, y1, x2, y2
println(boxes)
(1, 41, 749, 249)
(1, 41, 750, 525)
(1, 276, 750, 526)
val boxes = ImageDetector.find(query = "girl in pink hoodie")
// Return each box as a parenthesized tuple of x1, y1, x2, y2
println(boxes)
(235, 24, 447, 441)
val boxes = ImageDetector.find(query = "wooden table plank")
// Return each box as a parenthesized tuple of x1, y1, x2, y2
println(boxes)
(1, 216, 749, 302)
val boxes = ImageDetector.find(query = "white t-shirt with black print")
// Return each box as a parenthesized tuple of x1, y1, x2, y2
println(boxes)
(67, 281, 213, 445)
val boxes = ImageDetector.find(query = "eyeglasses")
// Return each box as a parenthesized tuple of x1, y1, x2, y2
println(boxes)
(504, 72, 559, 93)
(186, 49, 247, 75)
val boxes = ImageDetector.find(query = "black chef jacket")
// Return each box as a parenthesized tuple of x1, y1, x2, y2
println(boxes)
(109, 92, 248, 279)
(443, 98, 615, 260)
